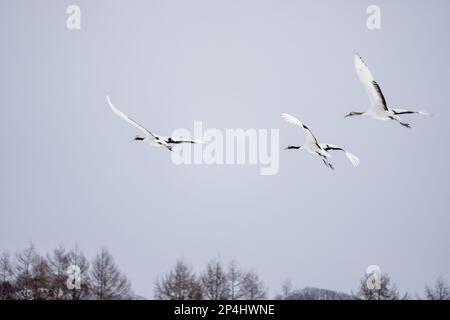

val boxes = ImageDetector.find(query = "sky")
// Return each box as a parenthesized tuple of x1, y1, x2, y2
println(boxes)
(1, 0, 449, 298)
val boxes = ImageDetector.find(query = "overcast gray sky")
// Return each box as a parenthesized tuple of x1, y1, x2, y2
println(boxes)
(1, 0, 449, 298)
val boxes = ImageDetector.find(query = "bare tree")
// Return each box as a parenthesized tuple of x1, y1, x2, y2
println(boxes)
(227, 260, 244, 300)
(13, 245, 53, 300)
(281, 287, 352, 300)
(30, 256, 52, 300)
(240, 270, 267, 300)
(14, 243, 39, 300)
(356, 273, 404, 300)
(67, 246, 90, 300)
(90, 248, 132, 300)
(201, 258, 230, 300)
(274, 280, 293, 300)
(275, 279, 354, 300)
(0, 252, 15, 300)
(47, 245, 70, 299)
(154, 260, 202, 300)
(46, 245, 91, 300)
(424, 277, 450, 300)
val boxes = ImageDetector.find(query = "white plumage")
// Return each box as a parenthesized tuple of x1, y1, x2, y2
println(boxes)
(282, 113, 360, 169)
(346, 54, 430, 128)
(107, 95, 203, 151)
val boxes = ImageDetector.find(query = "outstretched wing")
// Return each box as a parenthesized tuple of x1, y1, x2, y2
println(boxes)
(106, 95, 157, 138)
(320, 143, 360, 167)
(281, 113, 318, 144)
(354, 54, 388, 111)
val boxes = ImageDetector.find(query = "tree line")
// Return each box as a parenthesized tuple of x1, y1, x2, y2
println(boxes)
(154, 259, 267, 300)
(1, 244, 448, 300)
(0, 244, 132, 300)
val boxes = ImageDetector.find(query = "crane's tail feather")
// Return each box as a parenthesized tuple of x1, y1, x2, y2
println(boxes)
(392, 108, 432, 116)
(418, 110, 432, 116)
(345, 152, 360, 167)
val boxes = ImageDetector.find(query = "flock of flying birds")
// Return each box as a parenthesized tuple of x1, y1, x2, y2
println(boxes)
(107, 54, 430, 170)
